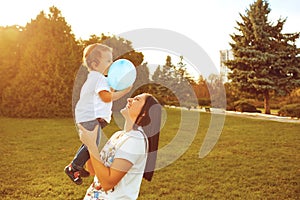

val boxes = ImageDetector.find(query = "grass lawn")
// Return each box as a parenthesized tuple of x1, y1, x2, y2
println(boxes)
(256, 108, 280, 115)
(0, 108, 299, 200)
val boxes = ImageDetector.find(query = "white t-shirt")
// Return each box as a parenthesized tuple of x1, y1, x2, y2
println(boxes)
(83, 127, 148, 200)
(75, 71, 112, 123)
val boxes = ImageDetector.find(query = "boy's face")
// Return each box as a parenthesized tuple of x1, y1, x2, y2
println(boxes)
(94, 51, 113, 75)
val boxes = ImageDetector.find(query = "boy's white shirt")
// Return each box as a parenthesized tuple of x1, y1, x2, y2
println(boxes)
(75, 71, 112, 123)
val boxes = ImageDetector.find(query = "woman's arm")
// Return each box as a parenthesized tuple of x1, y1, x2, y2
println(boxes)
(89, 155, 133, 191)
(78, 124, 133, 191)
(86, 159, 95, 176)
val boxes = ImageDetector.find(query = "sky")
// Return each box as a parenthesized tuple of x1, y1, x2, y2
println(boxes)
(0, 0, 299, 77)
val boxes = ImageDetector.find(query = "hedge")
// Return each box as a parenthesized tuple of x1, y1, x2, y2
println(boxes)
(278, 104, 300, 118)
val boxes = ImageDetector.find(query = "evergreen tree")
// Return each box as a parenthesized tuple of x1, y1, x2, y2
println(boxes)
(97, 34, 144, 66)
(152, 65, 163, 82)
(133, 62, 150, 89)
(225, 0, 300, 114)
(151, 56, 198, 107)
(161, 56, 175, 89)
(151, 56, 178, 105)
(150, 65, 172, 105)
(173, 56, 197, 108)
(207, 74, 226, 108)
(1, 6, 81, 117)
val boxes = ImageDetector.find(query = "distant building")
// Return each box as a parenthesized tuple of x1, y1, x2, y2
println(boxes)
(219, 49, 233, 83)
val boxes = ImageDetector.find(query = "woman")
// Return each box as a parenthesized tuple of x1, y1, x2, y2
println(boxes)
(78, 93, 162, 200)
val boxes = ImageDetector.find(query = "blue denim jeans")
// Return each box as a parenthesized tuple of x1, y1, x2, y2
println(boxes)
(72, 119, 101, 170)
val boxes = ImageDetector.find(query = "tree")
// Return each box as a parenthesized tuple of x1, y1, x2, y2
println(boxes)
(195, 75, 210, 98)
(1, 6, 81, 117)
(151, 55, 197, 107)
(176, 56, 195, 85)
(0, 25, 23, 113)
(151, 56, 180, 105)
(133, 62, 151, 90)
(225, 0, 300, 114)
(152, 65, 163, 82)
(207, 74, 226, 108)
(157, 55, 175, 88)
(173, 56, 197, 108)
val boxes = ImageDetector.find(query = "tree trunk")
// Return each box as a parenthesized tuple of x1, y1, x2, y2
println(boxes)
(263, 90, 271, 114)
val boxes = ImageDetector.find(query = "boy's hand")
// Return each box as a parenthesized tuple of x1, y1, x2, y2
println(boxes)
(123, 86, 132, 93)
(110, 85, 133, 101)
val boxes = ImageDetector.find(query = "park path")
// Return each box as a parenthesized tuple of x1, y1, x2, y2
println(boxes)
(168, 106, 300, 124)
(225, 110, 300, 124)
(186, 107, 300, 124)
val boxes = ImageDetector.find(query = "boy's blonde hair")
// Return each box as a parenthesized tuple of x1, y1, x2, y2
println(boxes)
(83, 43, 112, 70)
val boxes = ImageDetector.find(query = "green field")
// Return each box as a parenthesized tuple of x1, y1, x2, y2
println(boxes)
(0, 108, 299, 200)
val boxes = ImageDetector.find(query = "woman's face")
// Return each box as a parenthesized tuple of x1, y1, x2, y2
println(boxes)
(121, 94, 147, 122)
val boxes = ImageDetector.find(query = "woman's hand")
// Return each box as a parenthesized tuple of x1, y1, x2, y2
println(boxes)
(78, 124, 101, 161)
(77, 124, 99, 148)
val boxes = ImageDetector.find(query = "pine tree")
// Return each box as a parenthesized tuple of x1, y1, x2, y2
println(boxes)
(225, 0, 300, 114)
(151, 56, 198, 107)
(153, 56, 178, 105)
(173, 56, 197, 108)
(207, 74, 226, 108)
(159, 55, 175, 89)
(134, 62, 150, 89)
(152, 65, 163, 83)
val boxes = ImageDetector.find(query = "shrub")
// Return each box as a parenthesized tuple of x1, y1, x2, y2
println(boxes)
(226, 104, 235, 111)
(198, 98, 211, 106)
(232, 100, 261, 113)
(278, 104, 300, 118)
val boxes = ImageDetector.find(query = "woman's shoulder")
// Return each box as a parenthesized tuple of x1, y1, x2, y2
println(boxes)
(111, 130, 124, 137)
(124, 128, 147, 152)
(126, 128, 145, 139)
(116, 129, 147, 159)
(110, 128, 145, 147)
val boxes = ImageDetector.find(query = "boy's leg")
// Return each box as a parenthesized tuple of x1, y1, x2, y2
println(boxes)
(72, 120, 101, 168)
(65, 120, 101, 184)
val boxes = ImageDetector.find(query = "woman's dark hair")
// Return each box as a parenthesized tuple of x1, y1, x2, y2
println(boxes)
(133, 94, 162, 181)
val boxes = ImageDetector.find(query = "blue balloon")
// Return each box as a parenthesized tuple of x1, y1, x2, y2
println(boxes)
(107, 59, 136, 90)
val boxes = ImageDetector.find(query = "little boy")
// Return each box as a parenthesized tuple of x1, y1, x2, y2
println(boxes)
(65, 43, 131, 185)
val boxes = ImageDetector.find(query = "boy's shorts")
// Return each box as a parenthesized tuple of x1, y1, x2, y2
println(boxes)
(97, 118, 108, 129)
